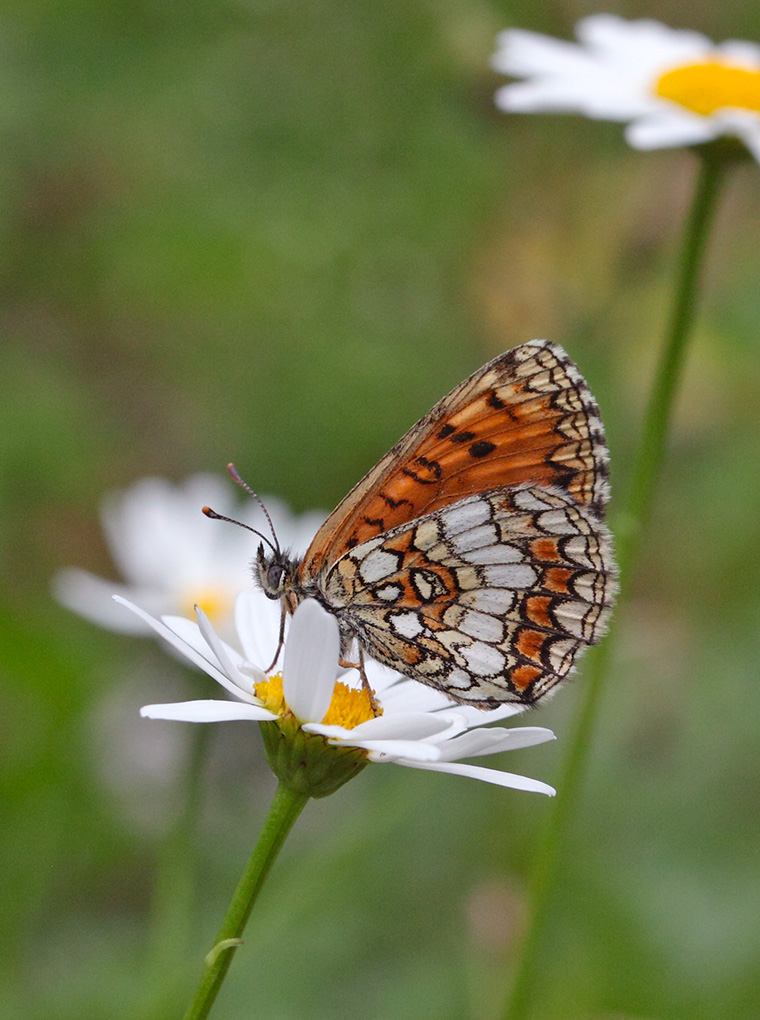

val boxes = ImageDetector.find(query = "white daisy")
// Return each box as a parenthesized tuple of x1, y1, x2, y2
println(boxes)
(123, 592, 556, 797)
(53, 473, 324, 636)
(493, 14, 760, 161)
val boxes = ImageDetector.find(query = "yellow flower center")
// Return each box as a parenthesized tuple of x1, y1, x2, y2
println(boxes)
(655, 60, 760, 117)
(322, 680, 381, 727)
(255, 674, 288, 715)
(254, 674, 380, 727)
(181, 587, 234, 624)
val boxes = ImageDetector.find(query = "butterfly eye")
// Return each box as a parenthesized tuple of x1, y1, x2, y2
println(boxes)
(255, 546, 285, 599)
(267, 563, 284, 592)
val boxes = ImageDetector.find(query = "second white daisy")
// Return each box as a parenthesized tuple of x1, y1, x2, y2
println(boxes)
(53, 473, 324, 638)
(493, 14, 760, 160)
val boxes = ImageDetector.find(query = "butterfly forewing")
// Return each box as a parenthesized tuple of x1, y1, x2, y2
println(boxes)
(300, 341, 609, 577)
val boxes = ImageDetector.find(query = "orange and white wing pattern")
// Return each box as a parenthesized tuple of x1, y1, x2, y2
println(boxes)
(300, 340, 610, 577)
(295, 339, 616, 707)
(321, 486, 614, 707)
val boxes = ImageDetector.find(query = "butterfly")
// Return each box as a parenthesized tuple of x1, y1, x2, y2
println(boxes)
(252, 340, 617, 709)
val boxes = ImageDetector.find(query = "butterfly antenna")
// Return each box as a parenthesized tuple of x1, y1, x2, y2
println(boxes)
(226, 462, 281, 554)
(201, 506, 277, 555)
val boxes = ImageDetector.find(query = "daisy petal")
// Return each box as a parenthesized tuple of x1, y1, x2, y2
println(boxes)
(719, 40, 760, 66)
(353, 739, 442, 761)
(347, 711, 460, 740)
(625, 113, 717, 149)
(113, 597, 259, 703)
(735, 125, 760, 162)
(432, 702, 526, 727)
(140, 700, 277, 723)
(492, 28, 596, 78)
(435, 726, 556, 762)
(282, 600, 340, 723)
(235, 590, 286, 667)
(372, 676, 456, 715)
(54, 570, 169, 633)
(305, 712, 455, 742)
(161, 614, 264, 687)
(393, 758, 556, 795)
(194, 605, 253, 690)
(577, 14, 710, 62)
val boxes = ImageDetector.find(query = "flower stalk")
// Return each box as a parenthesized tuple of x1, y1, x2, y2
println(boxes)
(502, 148, 732, 1020)
(615, 146, 730, 576)
(182, 782, 309, 1020)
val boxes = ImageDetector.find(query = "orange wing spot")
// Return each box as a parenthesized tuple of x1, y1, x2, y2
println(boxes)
(525, 596, 553, 630)
(516, 628, 546, 663)
(511, 664, 542, 691)
(543, 567, 572, 594)
(530, 538, 561, 562)
(383, 531, 418, 555)
(397, 645, 424, 665)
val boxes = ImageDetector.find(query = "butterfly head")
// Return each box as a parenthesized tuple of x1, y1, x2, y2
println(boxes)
(255, 544, 300, 603)
(203, 464, 304, 607)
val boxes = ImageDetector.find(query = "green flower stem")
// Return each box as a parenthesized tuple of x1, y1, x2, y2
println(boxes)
(182, 782, 309, 1020)
(503, 149, 730, 1020)
(615, 150, 729, 578)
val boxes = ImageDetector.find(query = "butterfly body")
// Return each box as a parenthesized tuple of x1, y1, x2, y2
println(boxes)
(256, 340, 617, 708)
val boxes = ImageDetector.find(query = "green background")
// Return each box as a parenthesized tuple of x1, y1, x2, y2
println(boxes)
(2, 1, 760, 1017)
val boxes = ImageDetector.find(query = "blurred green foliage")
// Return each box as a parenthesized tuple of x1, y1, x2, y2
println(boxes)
(2, 1, 760, 1018)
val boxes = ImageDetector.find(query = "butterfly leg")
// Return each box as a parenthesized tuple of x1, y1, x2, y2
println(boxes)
(338, 646, 380, 717)
(262, 605, 287, 674)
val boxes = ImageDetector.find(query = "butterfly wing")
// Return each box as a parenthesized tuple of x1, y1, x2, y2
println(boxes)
(300, 340, 610, 578)
(322, 485, 616, 707)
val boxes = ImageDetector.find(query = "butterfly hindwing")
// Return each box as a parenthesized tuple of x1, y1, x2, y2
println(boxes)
(320, 485, 616, 707)
(299, 340, 610, 578)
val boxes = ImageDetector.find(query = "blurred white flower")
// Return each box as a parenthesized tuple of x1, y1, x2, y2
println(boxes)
(89, 663, 193, 837)
(493, 14, 760, 160)
(53, 473, 324, 636)
(123, 592, 557, 796)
